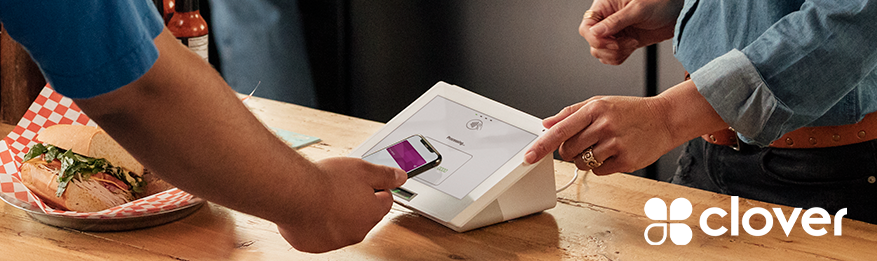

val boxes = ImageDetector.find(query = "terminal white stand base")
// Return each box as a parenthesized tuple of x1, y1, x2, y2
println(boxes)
(427, 156, 557, 232)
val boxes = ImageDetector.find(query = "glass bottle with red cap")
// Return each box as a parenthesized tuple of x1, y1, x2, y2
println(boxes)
(168, 0, 209, 63)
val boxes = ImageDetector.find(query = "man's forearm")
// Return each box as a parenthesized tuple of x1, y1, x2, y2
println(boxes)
(73, 28, 325, 225)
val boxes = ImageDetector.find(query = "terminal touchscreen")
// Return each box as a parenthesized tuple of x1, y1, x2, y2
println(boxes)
(362, 96, 537, 199)
(351, 82, 557, 232)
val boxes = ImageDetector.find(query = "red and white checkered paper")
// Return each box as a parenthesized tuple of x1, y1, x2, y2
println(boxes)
(0, 85, 198, 218)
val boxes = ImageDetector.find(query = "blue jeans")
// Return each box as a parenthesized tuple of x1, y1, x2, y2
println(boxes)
(671, 137, 877, 224)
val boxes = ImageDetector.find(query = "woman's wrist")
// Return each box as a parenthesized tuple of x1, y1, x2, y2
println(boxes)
(655, 80, 730, 145)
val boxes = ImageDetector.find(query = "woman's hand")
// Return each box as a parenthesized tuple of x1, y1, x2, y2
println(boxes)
(525, 81, 729, 175)
(580, 0, 683, 65)
(526, 96, 676, 175)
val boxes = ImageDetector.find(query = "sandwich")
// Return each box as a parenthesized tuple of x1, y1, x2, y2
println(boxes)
(19, 124, 171, 212)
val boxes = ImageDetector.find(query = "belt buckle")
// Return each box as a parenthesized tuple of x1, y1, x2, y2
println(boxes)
(729, 127, 742, 151)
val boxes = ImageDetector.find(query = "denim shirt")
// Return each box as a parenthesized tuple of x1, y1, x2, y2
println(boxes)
(673, 0, 877, 146)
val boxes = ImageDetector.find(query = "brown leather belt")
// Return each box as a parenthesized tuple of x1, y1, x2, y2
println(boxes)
(684, 71, 877, 149)
(703, 111, 877, 149)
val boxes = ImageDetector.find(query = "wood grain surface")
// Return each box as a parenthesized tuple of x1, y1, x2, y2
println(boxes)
(0, 95, 873, 260)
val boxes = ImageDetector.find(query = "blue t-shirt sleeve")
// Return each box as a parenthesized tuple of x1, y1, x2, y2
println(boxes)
(0, 0, 163, 99)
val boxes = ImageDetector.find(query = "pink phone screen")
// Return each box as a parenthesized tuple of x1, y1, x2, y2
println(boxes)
(387, 140, 427, 172)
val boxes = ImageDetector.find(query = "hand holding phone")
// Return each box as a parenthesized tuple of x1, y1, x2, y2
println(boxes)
(362, 134, 442, 178)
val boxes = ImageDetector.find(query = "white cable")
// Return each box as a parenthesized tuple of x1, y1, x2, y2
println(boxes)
(556, 168, 581, 193)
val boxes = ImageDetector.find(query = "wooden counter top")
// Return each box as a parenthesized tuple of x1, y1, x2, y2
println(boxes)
(1, 95, 874, 260)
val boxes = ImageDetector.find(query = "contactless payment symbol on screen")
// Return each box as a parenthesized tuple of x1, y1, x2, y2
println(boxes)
(466, 119, 483, 130)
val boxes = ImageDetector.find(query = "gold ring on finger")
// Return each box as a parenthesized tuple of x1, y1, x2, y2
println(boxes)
(584, 10, 603, 21)
(581, 146, 603, 168)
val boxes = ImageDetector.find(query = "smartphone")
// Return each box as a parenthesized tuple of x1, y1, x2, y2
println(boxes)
(362, 134, 442, 178)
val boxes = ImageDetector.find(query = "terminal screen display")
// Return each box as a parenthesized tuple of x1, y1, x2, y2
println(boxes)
(363, 96, 537, 199)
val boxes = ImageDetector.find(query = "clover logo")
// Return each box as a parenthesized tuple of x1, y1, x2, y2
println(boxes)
(644, 198, 693, 245)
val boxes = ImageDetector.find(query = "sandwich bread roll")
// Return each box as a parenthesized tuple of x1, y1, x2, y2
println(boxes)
(19, 124, 171, 212)
(35, 125, 144, 176)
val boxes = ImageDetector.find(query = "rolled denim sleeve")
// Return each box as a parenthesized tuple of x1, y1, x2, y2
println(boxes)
(690, 0, 877, 146)
(692, 50, 793, 146)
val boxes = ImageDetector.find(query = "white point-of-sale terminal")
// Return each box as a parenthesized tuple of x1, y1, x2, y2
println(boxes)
(349, 82, 556, 232)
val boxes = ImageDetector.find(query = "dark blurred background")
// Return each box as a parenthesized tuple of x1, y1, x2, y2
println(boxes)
(202, 0, 687, 181)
